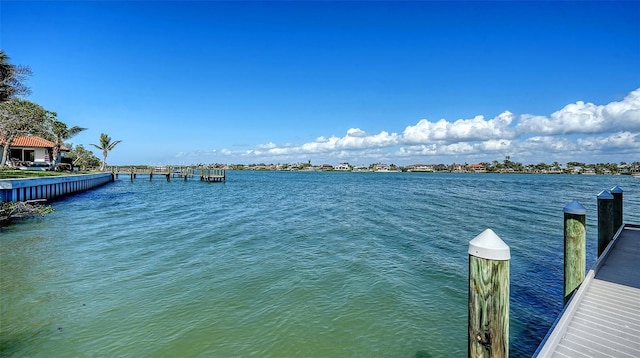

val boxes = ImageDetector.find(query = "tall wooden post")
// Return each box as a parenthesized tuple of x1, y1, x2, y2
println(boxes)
(150, 168, 153, 181)
(563, 200, 586, 305)
(610, 186, 623, 232)
(468, 229, 510, 358)
(597, 190, 614, 257)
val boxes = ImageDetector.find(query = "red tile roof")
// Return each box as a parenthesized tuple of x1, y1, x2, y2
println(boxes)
(1, 135, 70, 151)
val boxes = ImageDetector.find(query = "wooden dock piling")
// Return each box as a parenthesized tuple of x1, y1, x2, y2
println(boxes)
(110, 166, 225, 183)
(597, 190, 614, 257)
(533, 187, 640, 358)
(468, 229, 510, 358)
(563, 200, 586, 305)
(610, 186, 623, 232)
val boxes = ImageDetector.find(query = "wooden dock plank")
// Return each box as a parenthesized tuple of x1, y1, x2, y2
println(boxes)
(109, 166, 226, 183)
(567, 320, 640, 355)
(535, 225, 640, 357)
(571, 314, 640, 342)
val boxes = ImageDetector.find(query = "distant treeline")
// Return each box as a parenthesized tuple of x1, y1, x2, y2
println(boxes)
(202, 160, 640, 175)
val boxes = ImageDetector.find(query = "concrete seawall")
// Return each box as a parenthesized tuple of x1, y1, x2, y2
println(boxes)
(0, 173, 114, 202)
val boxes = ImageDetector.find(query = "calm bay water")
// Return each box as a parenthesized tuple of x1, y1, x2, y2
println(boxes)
(1, 171, 639, 357)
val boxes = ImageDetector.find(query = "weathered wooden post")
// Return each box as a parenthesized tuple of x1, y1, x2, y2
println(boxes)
(597, 190, 614, 257)
(563, 200, 586, 304)
(149, 167, 153, 181)
(610, 186, 623, 232)
(468, 228, 510, 358)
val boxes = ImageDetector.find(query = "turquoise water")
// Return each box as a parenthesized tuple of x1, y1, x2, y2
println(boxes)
(2, 172, 639, 357)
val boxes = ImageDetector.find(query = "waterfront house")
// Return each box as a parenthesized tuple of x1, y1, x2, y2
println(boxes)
(335, 163, 351, 171)
(352, 166, 370, 172)
(0, 135, 68, 168)
(407, 164, 436, 172)
(373, 163, 399, 172)
(469, 163, 487, 173)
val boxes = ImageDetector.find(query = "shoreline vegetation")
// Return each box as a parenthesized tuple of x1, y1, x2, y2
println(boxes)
(0, 200, 54, 226)
(109, 159, 640, 176)
(1, 51, 118, 174)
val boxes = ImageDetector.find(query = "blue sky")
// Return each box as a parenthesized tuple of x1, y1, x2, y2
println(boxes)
(2, 1, 639, 166)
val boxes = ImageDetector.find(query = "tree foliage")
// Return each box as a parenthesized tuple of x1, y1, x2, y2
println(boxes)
(0, 99, 50, 166)
(66, 144, 101, 170)
(90, 133, 122, 171)
(0, 50, 32, 102)
(0, 201, 54, 227)
(43, 113, 87, 167)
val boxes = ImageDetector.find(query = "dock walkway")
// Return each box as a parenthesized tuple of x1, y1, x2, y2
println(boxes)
(110, 166, 226, 182)
(535, 224, 640, 357)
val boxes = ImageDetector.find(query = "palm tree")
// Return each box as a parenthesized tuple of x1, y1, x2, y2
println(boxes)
(90, 133, 122, 171)
(49, 119, 86, 168)
(0, 50, 32, 102)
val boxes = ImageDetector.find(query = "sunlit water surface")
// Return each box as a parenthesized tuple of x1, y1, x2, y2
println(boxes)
(2, 172, 639, 357)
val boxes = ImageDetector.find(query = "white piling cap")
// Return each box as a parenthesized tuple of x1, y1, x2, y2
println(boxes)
(597, 190, 613, 200)
(610, 186, 623, 194)
(564, 200, 586, 215)
(468, 229, 510, 260)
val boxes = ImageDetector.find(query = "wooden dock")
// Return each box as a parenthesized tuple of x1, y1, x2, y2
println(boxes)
(534, 223, 640, 357)
(110, 166, 226, 182)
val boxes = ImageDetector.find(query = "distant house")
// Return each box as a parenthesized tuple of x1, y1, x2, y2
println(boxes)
(407, 164, 435, 172)
(373, 163, 389, 172)
(469, 163, 487, 173)
(373, 163, 399, 172)
(320, 164, 334, 171)
(0, 135, 69, 168)
(335, 163, 351, 171)
(352, 166, 370, 172)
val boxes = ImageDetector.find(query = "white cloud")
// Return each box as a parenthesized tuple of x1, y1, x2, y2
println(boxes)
(577, 131, 639, 151)
(346, 128, 367, 137)
(402, 111, 515, 144)
(396, 144, 438, 156)
(280, 129, 401, 154)
(180, 88, 640, 165)
(480, 139, 512, 151)
(521, 136, 577, 152)
(256, 142, 277, 150)
(516, 89, 640, 135)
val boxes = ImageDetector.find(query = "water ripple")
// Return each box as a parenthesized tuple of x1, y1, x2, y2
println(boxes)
(2, 172, 639, 357)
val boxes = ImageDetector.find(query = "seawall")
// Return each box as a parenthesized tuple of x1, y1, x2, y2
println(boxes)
(0, 173, 113, 202)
